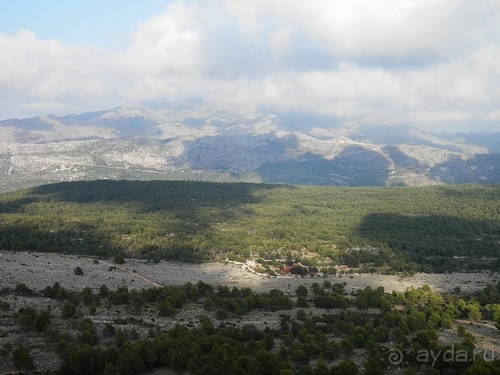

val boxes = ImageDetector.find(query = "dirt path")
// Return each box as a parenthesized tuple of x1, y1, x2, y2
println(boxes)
(88, 258, 163, 287)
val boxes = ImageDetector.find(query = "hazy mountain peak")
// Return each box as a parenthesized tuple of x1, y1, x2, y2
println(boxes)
(0, 102, 498, 192)
(100, 103, 166, 123)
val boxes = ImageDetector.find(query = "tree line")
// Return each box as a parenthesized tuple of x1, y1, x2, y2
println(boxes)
(0, 180, 498, 272)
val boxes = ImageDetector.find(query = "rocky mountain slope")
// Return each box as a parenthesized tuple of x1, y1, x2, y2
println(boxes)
(0, 102, 498, 192)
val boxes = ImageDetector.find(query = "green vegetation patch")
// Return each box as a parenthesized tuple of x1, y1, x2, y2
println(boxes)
(2, 280, 500, 374)
(0, 180, 498, 271)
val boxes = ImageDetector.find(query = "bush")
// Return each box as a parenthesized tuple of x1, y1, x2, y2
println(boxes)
(113, 253, 125, 264)
(296, 296, 309, 308)
(14, 283, 32, 296)
(74, 266, 84, 276)
(0, 300, 10, 311)
(296, 309, 307, 321)
(158, 301, 175, 317)
(61, 302, 77, 319)
(215, 308, 228, 320)
(11, 346, 34, 372)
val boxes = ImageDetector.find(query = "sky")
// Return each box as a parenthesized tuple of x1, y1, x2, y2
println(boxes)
(1, 0, 500, 132)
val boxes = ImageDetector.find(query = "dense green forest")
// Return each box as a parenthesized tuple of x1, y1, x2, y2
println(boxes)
(1, 280, 500, 374)
(0, 180, 499, 272)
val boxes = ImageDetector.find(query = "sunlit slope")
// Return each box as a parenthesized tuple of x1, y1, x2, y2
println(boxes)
(0, 180, 498, 271)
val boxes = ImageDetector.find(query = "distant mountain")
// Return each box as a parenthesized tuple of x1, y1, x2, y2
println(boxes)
(0, 102, 498, 192)
(435, 131, 500, 153)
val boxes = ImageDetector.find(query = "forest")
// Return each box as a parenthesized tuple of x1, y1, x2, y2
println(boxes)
(0, 180, 499, 272)
(1, 278, 499, 374)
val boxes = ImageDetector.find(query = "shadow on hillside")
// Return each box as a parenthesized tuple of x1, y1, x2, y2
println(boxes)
(178, 132, 299, 172)
(0, 196, 39, 214)
(179, 135, 390, 187)
(0, 180, 291, 261)
(439, 184, 500, 201)
(254, 145, 390, 186)
(430, 154, 500, 184)
(355, 212, 500, 270)
(381, 145, 422, 170)
(30, 179, 284, 209)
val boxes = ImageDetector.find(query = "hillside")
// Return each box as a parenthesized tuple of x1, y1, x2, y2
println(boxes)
(1, 250, 499, 374)
(1, 103, 499, 192)
(0, 180, 498, 272)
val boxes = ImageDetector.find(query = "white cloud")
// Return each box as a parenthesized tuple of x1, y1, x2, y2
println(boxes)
(409, 110, 475, 125)
(217, 0, 500, 61)
(0, 30, 107, 99)
(487, 110, 500, 122)
(120, 2, 205, 77)
(1, 0, 500, 132)
(19, 101, 79, 114)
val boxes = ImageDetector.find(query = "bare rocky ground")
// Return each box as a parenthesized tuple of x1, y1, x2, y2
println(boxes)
(0, 250, 499, 373)
(1, 250, 498, 295)
(441, 319, 500, 360)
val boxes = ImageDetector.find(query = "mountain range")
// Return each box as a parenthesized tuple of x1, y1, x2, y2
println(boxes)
(0, 101, 499, 192)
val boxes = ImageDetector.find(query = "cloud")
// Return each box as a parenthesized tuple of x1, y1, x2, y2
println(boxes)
(19, 101, 79, 114)
(217, 0, 500, 62)
(1, 0, 500, 132)
(0, 30, 107, 99)
(409, 110, 475, 125)
(121, 2, 205, 77)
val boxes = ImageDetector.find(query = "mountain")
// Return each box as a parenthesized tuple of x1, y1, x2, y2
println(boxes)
(435, 131, 500, 153)
(0, 102, 498, 192)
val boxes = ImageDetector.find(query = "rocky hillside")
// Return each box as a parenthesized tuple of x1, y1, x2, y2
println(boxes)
(0, 102, 498, 192)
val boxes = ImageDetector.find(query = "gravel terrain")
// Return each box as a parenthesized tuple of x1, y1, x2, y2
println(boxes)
(1, 250, 498, 294)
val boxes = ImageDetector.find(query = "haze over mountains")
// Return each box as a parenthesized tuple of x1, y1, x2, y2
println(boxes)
(0, 101, 499, 192)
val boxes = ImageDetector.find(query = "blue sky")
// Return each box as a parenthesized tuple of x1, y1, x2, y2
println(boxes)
(1, 0, 500, 132)
(0, 1, 172, 47)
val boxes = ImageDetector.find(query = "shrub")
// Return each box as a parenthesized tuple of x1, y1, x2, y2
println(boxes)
(14, 283, 32, 296)
(113, 253, 125, 264)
